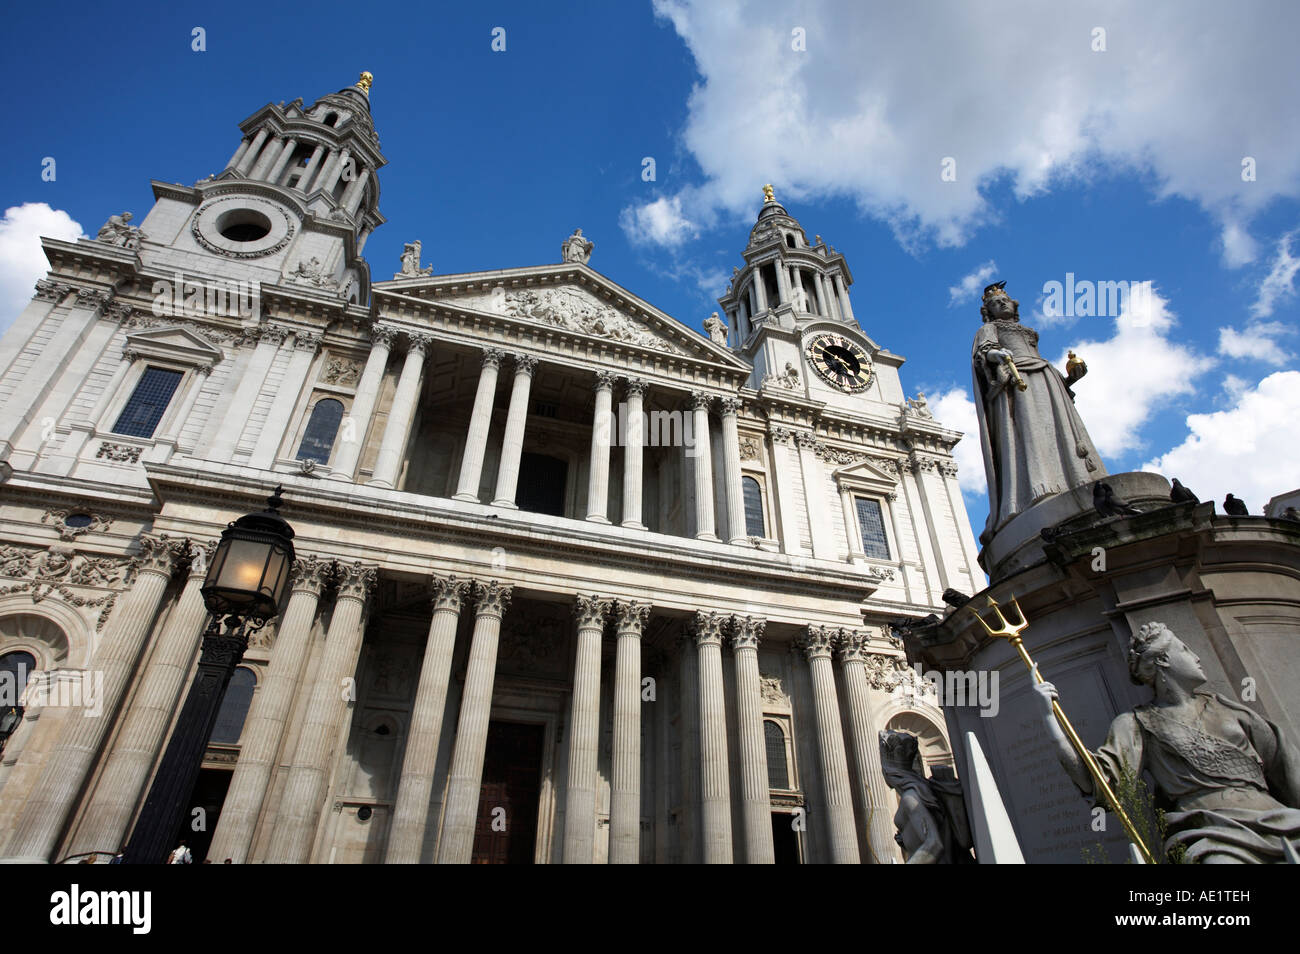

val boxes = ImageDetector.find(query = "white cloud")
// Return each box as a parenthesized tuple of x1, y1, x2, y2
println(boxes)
(930, 386, 986, 495)
(1251, 229, 1300, 319)
(1143, 371, 1300, 512)
(947, 260, 997, 307)
(1059, 285, 1215, 456)
(0, 203, 85, 336)
(1217, 320, 1294, 365)
(618, 194, 698, 248)
(638, 1, 1300, 263)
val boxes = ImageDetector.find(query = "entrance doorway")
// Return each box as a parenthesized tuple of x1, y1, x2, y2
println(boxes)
(771, 812, 802, 864)
(516, 452, 567, 516)
(471, 721, 545, 864)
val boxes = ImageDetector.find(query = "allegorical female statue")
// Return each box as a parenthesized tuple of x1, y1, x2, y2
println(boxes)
(972, 281, 1104, 544)
(1034, 622, 1300, 863)
(879, 729, 974, 863)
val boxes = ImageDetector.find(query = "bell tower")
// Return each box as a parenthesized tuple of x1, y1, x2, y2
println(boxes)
(134, 70, 387, 305)
(717, 185, 906, 411)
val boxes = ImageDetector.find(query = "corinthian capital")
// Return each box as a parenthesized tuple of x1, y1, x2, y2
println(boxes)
(473, 579, 513, 618)
(729, 615, 766, 650)
(481, 347, 506, 370)
(689, 391, 713, 412)
(796, 624, 837, 659)
(186, 540, 220, 580)
(369, 324, 398, 348)
(574, 594, 612, 630)
(289, 554, 333, 596)
(334, 561, 378, 602)
(510, 353, 539, 377)
(133, 533, 187, 578)
(613, 600, 651, 637)
(691, 610, 727, 646)
(430, 573, 471, 613)
(718, 397, 742, 416)
(836, 628, 868, 662)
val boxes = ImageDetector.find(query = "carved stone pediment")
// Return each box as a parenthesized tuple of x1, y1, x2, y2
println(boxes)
(449, 283, 689, 355)
(124, 325, 225, 366)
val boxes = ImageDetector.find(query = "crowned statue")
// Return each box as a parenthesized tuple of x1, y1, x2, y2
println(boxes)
(879, 729, 975, 863)
(1034, 622, 1300, 863)
(972, 281, 1104, 544)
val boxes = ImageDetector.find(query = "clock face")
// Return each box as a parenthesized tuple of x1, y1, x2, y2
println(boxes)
(806, 334, 873, 393)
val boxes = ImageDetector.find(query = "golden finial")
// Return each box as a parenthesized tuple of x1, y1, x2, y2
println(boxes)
(356, 71, 374, 93)
(762, 183, 775, 203)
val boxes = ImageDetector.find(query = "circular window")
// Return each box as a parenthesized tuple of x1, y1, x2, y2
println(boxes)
(63, 514, 93, 529)
(192, 194, 296, 259)
(217, 209, 272, 243)
(357, 805, 373, 821)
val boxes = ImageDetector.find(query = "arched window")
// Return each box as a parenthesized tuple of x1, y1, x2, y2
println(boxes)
(785, 233, 796, 249)
(296, 398, 345, 464)
(209, 667, 256, 744)
(323, 112, 339, 127)
(765, 720, 790, 789)
(742, 476, 765, 538)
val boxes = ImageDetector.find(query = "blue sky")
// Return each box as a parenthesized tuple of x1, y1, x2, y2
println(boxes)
(2, 0, 1298, 541)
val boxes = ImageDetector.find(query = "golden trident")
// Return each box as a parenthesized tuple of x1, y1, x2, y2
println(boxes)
(971, 595, 1158, 864)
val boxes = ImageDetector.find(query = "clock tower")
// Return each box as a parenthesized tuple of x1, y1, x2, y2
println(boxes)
(716, 186, 909, 412)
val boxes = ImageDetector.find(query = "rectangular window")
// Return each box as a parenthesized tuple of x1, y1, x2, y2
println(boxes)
(855, 497, 891, 560)
(111, 366, 183, 438)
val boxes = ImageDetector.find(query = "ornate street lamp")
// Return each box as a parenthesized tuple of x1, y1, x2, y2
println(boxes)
(123, 486, 294, 864)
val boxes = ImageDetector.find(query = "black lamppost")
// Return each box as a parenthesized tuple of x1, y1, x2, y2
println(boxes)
(123, 485, 294, 864)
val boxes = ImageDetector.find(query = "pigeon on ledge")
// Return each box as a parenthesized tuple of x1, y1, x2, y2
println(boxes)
(1223, 494, 1249, 516)
(1094, 481, 1141, 517)
(1169, 478, 1199, 504)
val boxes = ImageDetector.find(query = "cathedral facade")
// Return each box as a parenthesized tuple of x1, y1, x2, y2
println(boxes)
(0, 74, 981, 863)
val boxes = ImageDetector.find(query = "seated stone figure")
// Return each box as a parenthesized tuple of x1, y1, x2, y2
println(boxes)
(879, 729, 974, 863)
(1034, 621, 1300, 863)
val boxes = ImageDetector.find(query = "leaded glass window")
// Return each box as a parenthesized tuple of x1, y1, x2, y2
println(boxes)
(765, 720, 789, 789)
(855, 497, 891, 560)
(111, 366, 183, 438)
(742, 476, 765, 537)
(296, 399, 344, 464)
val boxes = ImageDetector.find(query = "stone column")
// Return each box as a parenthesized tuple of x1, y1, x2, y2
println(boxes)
(837, 631, 898, 864)
(775, 261, 792, 304)
(790, 267, 808, 312)
(385, 575, 471, 863)
(206, 555, 332, 864)
(796, 431, 836, 560)
(437, 580, 512, 864)
(2, 534, 184, 863)
(318, 147, 351, 196)
(341, 163, 368, 214)
(264, 561, 377, 864)
(225, 138, 252, 172)
(206, 324, 288, 463)
(303, 146, 336, 193)
(266, 136, 299, 185)
(491, 354, 538, 508)
(813, 273, 830, 317)
(585, 372, 615, 524)
(250, 136, 285, 180)
(753, 269, 769, 313)
(235, 129, 269, 175)
(620, 379, 646, 529)
(719, 398, 747, 544)
(369, 333, 431, 489)
(693, 611, 733, 863)
(562, 594, 610, 863)
(797, 625, 860, 863)
(608, 600, 649, 864)
(297, 143, 326, 191)
(834, 273, 855, 321)
(328, 326, 394, 482)
(66, 541, 216, 858)
(746, 283, 758, 322)
(453, 349, 504, 501)
(730, 615, 775, 864)
(689, 392, 717, 540)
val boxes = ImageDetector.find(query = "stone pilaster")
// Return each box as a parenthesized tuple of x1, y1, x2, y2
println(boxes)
(730, 615, 775, 863)
(264, 561, 377, 863)
(608, 599, 650, 864)
(369, 333, 431, 488)
(796, 625, 860, 863)
(562, 594, 610, 862)
(2, 533, 185, 862)
(437, 580, 512, 863)
(453, 349, 504, 501)
(837, 629, 898, 863)
(385, 575, 471, 863)
(719, 398, 747, 544)
(693, 610, 732, 863)
(207, 554, 332, 863)
(492, 354, 538, 508)
(67, 540, 216, 858)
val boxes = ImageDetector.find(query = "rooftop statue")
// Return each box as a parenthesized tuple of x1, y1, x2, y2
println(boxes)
(1034, 622, 1300, 863)
(561, 228, 593, 265)
(972, 281, 1104, 544)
